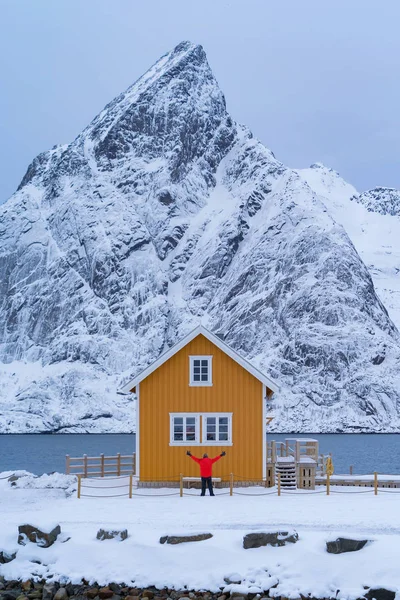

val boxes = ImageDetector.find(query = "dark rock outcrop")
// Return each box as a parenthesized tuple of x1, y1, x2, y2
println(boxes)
(18, 524, 61, 548)
(160, 533, 213, 544)
(326, 537, 368, 554)
(243, 531, 299, 549)
(96, 528, 128, 541)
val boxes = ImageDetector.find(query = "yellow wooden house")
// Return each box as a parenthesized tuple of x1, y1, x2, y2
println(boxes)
(121, 325, 279, 484)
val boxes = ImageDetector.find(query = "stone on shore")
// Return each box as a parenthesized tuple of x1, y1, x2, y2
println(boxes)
(96, 529, 128, 541)
(18, 525, 61, 548)
(365, 589, 396, 600)
(243, 531, 299, 549)
(0, 551, 17, 564)
(326, 537, 369, 554)
(159, 533, 213, 544)
(53, 589, 68, 600)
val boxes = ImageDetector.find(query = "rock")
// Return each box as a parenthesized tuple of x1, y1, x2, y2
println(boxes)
(65, 585, 75, 597)
(42, 583, 58, 600)
(96, 529, 128, 542)
(365, 590, 396, 600)
(159, 533, 213, 544)
(108, 585, 121, 594)
(125, 596, 140, 600)
(1, 594, 19, 600)
(20, 583, 32, 593)
(85, 589, 99, 599)
(54, 590, 68, 600)
(16, 596, 29, 600)
(6, 582, 20, 589)
(243, 531, 298, 549)
(142, 592, 154, 600)
(98, 589, 114, 600)
(0, 551, 17, 564)
(18, 525, 61, 548)
(326, 537, 368, 554)
(27, 592, 42, 599)
(224, 574, 242, 585)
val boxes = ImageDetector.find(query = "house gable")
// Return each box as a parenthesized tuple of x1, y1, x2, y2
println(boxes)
(121, 325, 279, 394)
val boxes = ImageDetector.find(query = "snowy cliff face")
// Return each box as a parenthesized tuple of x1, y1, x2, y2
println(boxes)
(1, 41, 400, 433)
(297, 163, 400, 333)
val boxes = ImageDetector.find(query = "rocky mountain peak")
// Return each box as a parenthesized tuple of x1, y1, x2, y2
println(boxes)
(1, 42, 400, 433)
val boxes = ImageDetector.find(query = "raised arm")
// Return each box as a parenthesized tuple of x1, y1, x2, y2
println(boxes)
(186, 450, 201, 464)
(211, 451, 226, 464)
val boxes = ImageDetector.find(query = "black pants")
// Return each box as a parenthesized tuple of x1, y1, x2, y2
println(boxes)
(201, 477, 214, 496)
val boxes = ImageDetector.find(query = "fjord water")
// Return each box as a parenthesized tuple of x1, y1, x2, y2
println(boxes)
(0, 434, 399, 476)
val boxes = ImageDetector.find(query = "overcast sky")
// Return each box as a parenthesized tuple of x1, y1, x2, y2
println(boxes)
(1, 0, 400, 202)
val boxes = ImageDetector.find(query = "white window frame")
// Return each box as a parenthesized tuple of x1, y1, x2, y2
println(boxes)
(170, 413, 200, 446)
(189, 355, 213, 386)
(202, 413, 233, 446)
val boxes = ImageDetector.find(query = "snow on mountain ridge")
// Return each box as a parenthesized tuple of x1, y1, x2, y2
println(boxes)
(297, 163, 400, 331)
(1, 42, 400, 433)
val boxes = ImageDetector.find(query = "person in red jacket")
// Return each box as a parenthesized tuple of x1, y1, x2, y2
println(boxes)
(186, 450, 226, 496)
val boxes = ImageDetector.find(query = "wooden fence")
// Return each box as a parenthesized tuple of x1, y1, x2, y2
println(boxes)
(66, 453, 136, 477)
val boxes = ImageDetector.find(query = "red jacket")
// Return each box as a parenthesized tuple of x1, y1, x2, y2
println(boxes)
(190, 455, 221, 478)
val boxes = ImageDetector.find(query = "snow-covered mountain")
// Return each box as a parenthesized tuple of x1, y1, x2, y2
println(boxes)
(297, 164, 400, 330)
(1, 41, 400, 433)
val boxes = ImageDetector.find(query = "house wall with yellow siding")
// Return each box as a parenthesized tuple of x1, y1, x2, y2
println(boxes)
(138, 334, 264, 481)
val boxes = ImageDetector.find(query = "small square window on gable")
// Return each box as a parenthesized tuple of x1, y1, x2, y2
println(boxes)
(189, 355, 213, 386)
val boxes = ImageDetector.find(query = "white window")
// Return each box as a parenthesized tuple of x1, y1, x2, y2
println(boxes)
(170, 413, 200, 445)
(202, 413, 232, 445)
(169, 413, 233, 446)
(189, 355, 212, 386)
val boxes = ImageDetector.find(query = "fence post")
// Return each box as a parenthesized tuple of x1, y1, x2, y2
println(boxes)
(83, 455, 88, 478)
(66, 455, 70, 475)
(327, 473, 330, 496)
(277, 473, 281, 496)
(180, 474, 183, 497)
(271, 441, 276, 464)
(77, 474, 81, 499)
(129, 474, 133, 499)
(350, 465, 353, 475)
(133, 453, 136, 475)
(117, 453, 121, 476)
(230, 473, 233, 496)
(100, 454, 104, 477)
(374, 471, 378, 495)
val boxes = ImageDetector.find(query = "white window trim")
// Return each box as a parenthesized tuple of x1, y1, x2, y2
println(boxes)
(202, 412, 233, 446)
(189, 355, 213, 387)
(170, 413, 200, 446)
(169, 412, 233, 446)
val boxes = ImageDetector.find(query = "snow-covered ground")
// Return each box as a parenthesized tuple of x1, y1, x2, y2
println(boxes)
(1, 472, 400, 598)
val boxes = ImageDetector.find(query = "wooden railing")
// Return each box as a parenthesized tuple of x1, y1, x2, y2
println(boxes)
(66, 453, 136, 477)
(267, 438, 322, 468)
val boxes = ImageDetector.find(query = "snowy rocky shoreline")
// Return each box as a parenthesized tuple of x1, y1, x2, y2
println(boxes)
(0, 578, 395, 600)
(1, 473, 400, 599)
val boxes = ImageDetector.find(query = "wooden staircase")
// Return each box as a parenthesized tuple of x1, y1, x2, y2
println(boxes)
(276, 457, 297, 490)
